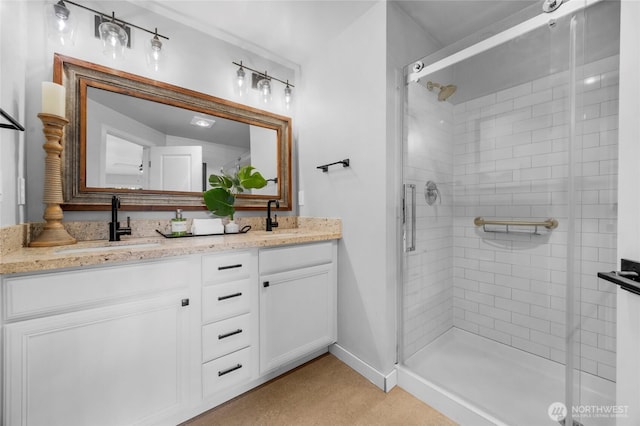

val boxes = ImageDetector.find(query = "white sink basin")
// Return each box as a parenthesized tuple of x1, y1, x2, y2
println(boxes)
(55, 242, 160, 254)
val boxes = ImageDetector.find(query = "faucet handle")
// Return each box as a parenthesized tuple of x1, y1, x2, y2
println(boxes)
(273, 214, 279, 228)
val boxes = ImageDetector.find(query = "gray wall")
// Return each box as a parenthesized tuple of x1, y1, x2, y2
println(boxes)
(298, 1, 441, 378)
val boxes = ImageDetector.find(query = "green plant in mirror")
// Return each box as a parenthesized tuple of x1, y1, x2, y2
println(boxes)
(203, 165, 268, 219)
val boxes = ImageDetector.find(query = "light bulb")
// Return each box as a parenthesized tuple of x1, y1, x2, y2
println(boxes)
(146, 29, 164, 71)
(46, 0, 76, 46)
(257, 77, 271, 104)
(235, 63, 247, 97)
(99, 13, 127, 60)
(284, 83, 293, 110)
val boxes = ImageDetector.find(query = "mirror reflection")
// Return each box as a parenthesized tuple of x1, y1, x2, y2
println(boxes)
(55, 54, 292, 211)
(86, 87, 278, 195)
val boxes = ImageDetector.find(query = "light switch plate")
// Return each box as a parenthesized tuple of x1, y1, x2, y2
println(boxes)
(18, 177, 25, 205)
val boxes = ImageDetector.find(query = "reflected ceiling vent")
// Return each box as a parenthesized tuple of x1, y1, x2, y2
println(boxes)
(190, 116, 215, 128)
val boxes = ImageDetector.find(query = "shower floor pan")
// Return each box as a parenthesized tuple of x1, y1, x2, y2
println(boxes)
(399, 328, 615, 426)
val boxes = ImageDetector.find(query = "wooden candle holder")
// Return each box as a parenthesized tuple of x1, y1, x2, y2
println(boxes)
(29, 113, 77, 247)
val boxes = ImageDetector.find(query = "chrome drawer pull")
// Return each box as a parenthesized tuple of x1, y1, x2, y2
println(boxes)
(218, 264, 242, 271)
(218, 292, 242, 301)
(218, 329, 243, 340)
(218, 363, 242, 377)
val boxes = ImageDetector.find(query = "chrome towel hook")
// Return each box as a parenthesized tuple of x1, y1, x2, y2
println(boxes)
(425, 181, 441, 205)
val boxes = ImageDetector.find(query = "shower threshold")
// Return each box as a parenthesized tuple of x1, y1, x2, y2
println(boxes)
(398, 328, 614, 426)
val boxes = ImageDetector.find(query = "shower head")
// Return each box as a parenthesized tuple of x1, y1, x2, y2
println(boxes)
(438, 84, 457, 101)
(426, 81, 457, 102)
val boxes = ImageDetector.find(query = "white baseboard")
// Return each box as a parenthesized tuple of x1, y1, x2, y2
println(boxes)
(385, 368, 398, 391)
(329, 344, 396, 392)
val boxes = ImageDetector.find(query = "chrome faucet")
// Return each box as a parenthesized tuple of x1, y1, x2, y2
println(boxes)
(109, 195, 132, 241)
(266, 199, 279, 231)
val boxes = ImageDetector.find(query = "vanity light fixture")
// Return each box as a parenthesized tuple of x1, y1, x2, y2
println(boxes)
(232, 61, 295, 106)
(235, 61, 248, 97)
(99, 12, 128, 60)
(146, 28, 164, 71)
(46, 0, 77, 45)
(284, 81, 293, 109)
(190, 116, 215, 128)
(257, 72, 272, 104)
(46, 0, 169, 63)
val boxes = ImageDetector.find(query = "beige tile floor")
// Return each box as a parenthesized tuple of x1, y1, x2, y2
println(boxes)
(182, 353, 456, 426)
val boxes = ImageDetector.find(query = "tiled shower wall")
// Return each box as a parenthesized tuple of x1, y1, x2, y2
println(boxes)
(450, 55, 619, 381)
(403, 82, 454, 359)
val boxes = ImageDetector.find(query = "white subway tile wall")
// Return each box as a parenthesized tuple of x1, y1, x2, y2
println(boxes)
(403, 82, 455, 359)
(404, 55, 619, 382)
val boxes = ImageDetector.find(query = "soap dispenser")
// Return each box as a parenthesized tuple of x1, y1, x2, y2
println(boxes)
(171, 209, 187, 236)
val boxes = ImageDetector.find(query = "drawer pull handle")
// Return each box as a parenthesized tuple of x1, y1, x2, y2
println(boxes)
(218, 264, 243, 271)
(263, 281, 270, 288)
(218, 363, 243, 377)
(218, 329, 243, 340)
(218, 292, 242, 301)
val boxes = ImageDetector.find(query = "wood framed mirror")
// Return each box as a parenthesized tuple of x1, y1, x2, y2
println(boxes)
(54, 54, 292, 211)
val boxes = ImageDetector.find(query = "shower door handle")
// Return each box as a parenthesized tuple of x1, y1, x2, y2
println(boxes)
(404, 184, 416, 252)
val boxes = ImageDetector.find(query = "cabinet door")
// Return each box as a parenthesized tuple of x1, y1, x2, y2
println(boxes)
(260, 263, 336, 374)
(4, 294, 189, 426)
(617, 288, 640, 426)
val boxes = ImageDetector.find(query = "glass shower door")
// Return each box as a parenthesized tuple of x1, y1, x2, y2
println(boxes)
(399, 1, 619, 424)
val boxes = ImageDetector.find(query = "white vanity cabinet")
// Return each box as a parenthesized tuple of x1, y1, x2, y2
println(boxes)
(200, 250, 259, 400)
(259, 241, 337, 374)
(2, 257, 198, 426)
(1, 236, 339, 425)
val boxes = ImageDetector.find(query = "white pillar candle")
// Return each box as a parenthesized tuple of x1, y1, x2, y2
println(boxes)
(41, 82, 66, 117)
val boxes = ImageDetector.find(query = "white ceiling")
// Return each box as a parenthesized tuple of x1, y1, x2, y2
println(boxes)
(145, 0, 377, 66)
(395, 0, 538, 48)
(134, 1, 619, 106)
(144, 0, 539, 66)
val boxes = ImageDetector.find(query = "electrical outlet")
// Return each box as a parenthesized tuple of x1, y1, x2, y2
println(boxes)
(298, 190, 305, 206)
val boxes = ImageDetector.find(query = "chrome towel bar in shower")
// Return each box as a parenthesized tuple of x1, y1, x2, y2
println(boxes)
(474, 217, 558, 234)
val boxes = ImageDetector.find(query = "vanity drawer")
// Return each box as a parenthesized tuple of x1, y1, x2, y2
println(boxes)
(3, 258, 193, 321)
(202, 313, 251, 362)
(202, 251, 252, 284)
(202, 347, 251, 398)
(259, 241, 334, 275)
(202, 279, 251, 323)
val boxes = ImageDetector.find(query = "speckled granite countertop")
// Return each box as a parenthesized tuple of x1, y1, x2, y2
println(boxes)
(0, 217, 341, 275)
